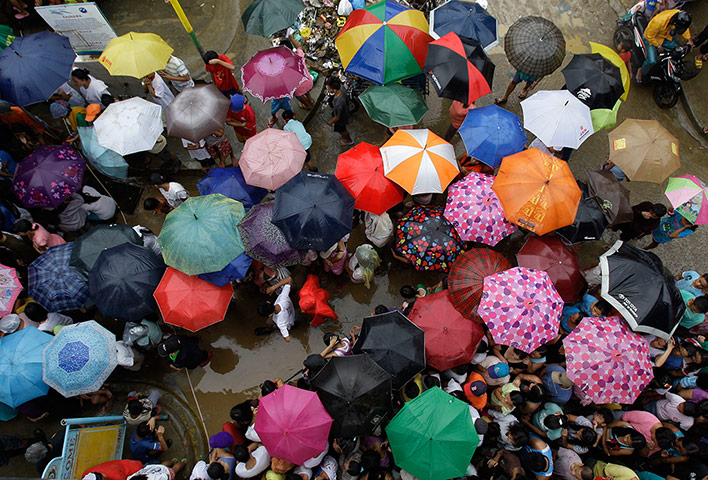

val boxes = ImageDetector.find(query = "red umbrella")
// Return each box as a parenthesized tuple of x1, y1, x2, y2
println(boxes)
(409, 291, 484, 371)
(153, 267, 233, 332)
(516, 236, 585, 303)
(448, 248, 511, 320)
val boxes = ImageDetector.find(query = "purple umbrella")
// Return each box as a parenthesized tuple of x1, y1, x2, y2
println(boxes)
(237, 202, 304, 268)
(13, 145, 85, 208)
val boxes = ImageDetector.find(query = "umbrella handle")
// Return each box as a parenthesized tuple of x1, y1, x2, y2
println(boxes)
(283, 368, 305, 384)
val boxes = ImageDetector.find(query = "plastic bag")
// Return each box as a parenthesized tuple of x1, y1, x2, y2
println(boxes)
(338, 0, 353, 16)
(298, 274, 338, 326)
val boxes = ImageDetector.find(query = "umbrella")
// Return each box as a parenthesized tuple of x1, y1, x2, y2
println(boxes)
(272, 172, 355, 251)
(493, 148, 581, 235)
(242, 46, 309, 102)
(424, 33, 495, 105)
(0, 264, 22, 317)
(359, 84, 428, 128)
(254, 385, 333, 464)
(0, 31, 75, 106)
(408, 291, 484, 371)
(154, 267, 233, 331)
(28, 243, 89, 312)
(478, 267, 563, 353)
(395, 205, 463, 272)
(352, 310, 425, 389)
(381, 129, 458, 195)
(12, 145, 85, 209)
(164, 84, 230, 143)
(429, 1, 499, 50)
(521, 90, 594, 149)
(238, 202, 303, 268)
(198, 253, 253, 287)
(94, 97, 163, 156)
(599, 241, 685, 340)
(448, 248, 512, 319)
(590, 42, 630, 101)
(98, 32, 173, 78)
(335, 142, 405, 215)
(587, 170, 633, 225)
(457, 104, 527, 168)
(311, 354, 392, 437)
(158, 194, 245, 276)
(335, 0, 432, 85)
(557, 181, 608, 243)
(70, 224, 142, 279)
(386, 387, 479, 480)
(78, 127, 128, 180)
(607, 119, 680, 183)
(665, 175, 708, 225)
(562, 53, 624, 110)
(197, 166, 267, 210)
(0, 327, 52, 407)
(516, 236, 584, 303)
(242, 0, 305, 38)
(591, 98, 622, 132)
(504, 16, 565, 77)
(239, 129, 306, 191)
(88, 243, 166, 321)
(564, 316, 653, 405)
(42, 321, 117, 398)
(444, 172, 517, 246)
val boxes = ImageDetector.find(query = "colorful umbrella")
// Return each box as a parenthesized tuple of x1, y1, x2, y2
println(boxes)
(335, 0, 432, 85)
(478, 267, 563, 353)
(197, 166, 267, 211)
(562, 53, 624, 110)
(94, 97, 163, 156)
(590, 42, 630, 101)
(198, 253, 253, 288)
(99, 32, 173, 78)
(521, 90, 594, 149)
(0, 327, 52, 407)
(12, 145, 85, 209)
(444, 172, 517, 246)
(240, 128, 306, 191)
(457, 104, 527, 168)
(0, 264, 22, 317)
(254, 385, 333, 464)
(564, 316, 653, 405)
(238, 202, 303, 268)
(448, 248, 511, 320)
(359, 84, 428, 128)
(429, 1, 499, 50)
(70, 224, 142, 279)
(242, 0, 305, 38)
(557, 181, 607, 243)
(394, 205, 462, 272)
(381, 129, 458, 195)
(591, 98, 622, 131)
(492, 148, 581, 235)
(516, 236, 584, 303)
(665, 175, 708, 225)
(28, 243, 89, 312)
(504, 16, 565, 77)
(335, 142, 405, 215)
(586, 169, 633, 225)
(78, 127, 128, 180)
(154, 267, 233, 332)
(165, 84, 231, 143)
(242, 46, 308, 102)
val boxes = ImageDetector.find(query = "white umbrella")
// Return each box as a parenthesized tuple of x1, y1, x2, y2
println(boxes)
(94, 97, 163, 156)
(520, 90, 594, 149)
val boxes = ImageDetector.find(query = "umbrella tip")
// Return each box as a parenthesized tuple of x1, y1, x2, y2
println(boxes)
(193, 214, 198, 220)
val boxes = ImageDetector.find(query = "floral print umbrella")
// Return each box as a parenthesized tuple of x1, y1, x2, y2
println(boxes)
(478, 267, 563, 353)
(12, 145, 85, 208)
(0, 264, 22, 317)
(394, 205, 462, 272)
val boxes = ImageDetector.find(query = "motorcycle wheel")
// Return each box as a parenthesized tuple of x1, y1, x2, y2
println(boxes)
(653, 82, 679, 109)
(613, 27, 633, 51)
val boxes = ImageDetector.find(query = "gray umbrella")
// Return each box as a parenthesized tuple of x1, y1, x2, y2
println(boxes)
(503, 16, 565, 78)
(164, 84, 230, 142)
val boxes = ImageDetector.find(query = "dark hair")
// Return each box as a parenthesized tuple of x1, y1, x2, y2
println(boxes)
(78, 190, 101, 204)
(682, 401, 698, 417)
(204, 50, 218, 63)
(441, 277, 448, 289)
(693, 296, 708, 313)
(12, 218, 33, 234)
(143, 197, 160, 211)
(655, 427, 675, 450)
(569, 427, 597, 448)
(404, 381, 420, 399)
(327, 76, 342, 90)
(697, 373, 708, 389)
(373, 305, 388, 315)
(257, 302, 275, 317)
(613, 427, 646, 449)
(347, 460, 363, 476)
(128, 399, 144, 416)
(149, 172, 166, 185)
(323, 332, 339, 346)
(100, 94, 115, 108)
(594, 299, 613, 316)
(681, 343, 698, 357)
(423, 375, 441, 389)
(71, 68, 90, 81)
(579, 466, 594, 480)
(508, 422, 529, 447)
(282, 110, 294, 121)
(233, 444, 249, 462)
(24, 302, 48, 322)
(476, 341, 489, 354)
(400, 285, 417, 298)
(508, 391, 524, 407)
(680, 438, 700, 456)
(136, 422, 152, 438)
(543, 414, 568, 430)
(360, 450, 380, 472)
(595, 407, 614, 426)
(617, 38, 633, 52)
(207, 461, 228, 480)
(131, 476, 148, 480)
(511, 347, 529, 360)
(520, 382, 545, 403)
(522, 451, 547, 473)
(261, 380, 277, 396)
(651, 203, 668, 217)
(699, 399, 708, 417)
(229, 402, 253, 424)
(286, 474, 302, 480)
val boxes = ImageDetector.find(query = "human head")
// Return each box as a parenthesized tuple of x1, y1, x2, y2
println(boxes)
(692, 274, 708, 292)
(508, 390, 524, 407)
(655, 427, 675, 450)
(131, 476, 148, 480)
(233, 444, 250, 462)
(157, 335, 182, 357)
(354, 245, 381, 288)
(282, 110, 294, 122)
(360, 450, 380, 472)
(400, 285, 417, 299)
(71, 68, 91, 87)
(616, 39, 632, 54)
(261, 380, 277, 396)
(143, 197, 161, 211)
(346, 461, 363, 477)
(373, 305, 388, 315)
(207, 462, 228, 480)
(507, 422, 529, 447)
(523, 383, 545, 403)
(136, 422, 152, 438)
(651, 203, 668, 218)
(303, 353, 326, 377)
(543, 413, 568, 430)
(522, 451, 547, 473)
(50, 101, 70, 119)
(149, 172, 166, 186)
(204, 50, 219, 63)
(326, 76, 342, 93)
(681, 401, 698, 417)
(257, 301, 275, 317)
(101, 94, 116, 108)
(670, 10, 692, 34)
(128, 399, 144, 417)
(0, 100, 10, 115)
(229, 402, 253, 425)
(85, 104, 101, 122)
(323, 332, 340, 346)
(404, 381, 420, 399)
(613, 427, 646, 449)
(689, 296, 708, 314)
(590, 299, 612, 317)
(230, 94, 245, 113)
(24, 302, 48, 323)
(24, 442, 49, 464)
(488, 362, 510, 380)
(0, 314, 21, 336)
(12, 218, 33, 235)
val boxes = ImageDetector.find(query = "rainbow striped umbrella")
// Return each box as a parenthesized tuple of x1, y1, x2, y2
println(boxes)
(665, 174, 708, 225)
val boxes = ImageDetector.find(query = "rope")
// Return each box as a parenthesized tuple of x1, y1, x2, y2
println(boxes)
(185, 368, 210, 441)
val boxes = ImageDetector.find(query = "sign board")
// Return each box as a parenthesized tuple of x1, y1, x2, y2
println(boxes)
(36, 2, 116, 55)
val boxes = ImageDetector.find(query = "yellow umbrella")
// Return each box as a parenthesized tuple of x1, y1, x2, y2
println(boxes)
(608, 119, 680, 183)
(590, 42, 629, 101)
(99, 32, 173, 78)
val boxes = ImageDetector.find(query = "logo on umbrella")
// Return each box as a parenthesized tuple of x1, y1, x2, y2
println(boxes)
(576, 87, 592, 100)
(428, 71, 443, 90)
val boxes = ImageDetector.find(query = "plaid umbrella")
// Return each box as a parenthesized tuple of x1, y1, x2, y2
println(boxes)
(478, 267, 563, 353)
(394, 205, 462, 272)
(503, 16, 565, 77)
(238, 202, 304, 268)
(0, 264, 22, 317)
(28, 243, 89, 312)
(448, 248, 511, 320)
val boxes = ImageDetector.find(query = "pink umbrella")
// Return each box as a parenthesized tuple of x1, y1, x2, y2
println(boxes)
(564, 316, 653, 405)
(443, 172, 517, 246)
(242, 46, 309, 102)
(240, 129, 307, 190)
(0, 264, 23, 317)
(254, 384, 333, 464)
(478, 267, 563, 353)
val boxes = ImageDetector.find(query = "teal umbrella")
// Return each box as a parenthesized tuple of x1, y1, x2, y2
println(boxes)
(78, 127, 128, 179)
(359, 84, 428, 128)
(242, 0, 305, 38)
(158, 194, 245, 276)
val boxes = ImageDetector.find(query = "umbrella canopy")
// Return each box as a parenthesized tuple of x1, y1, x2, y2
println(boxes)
(89, 243, 166, 321)
(516, 236, 584, 303)
(665, 175, 708, 225)
(164, 84, 230, 143)
(70, 224, 142, 279)
(353, 310, 425, 389)
(238, 202, 303, 268)
(197, 166, 266, 211)
(395, 205, 462, 272)
(0, 31, 75, 106)
(198, 253, 253, 287)
(0, 327, 52, 407)
(272, 172, 355, 251)
(457, 104, 527, 168)
(493, 148, 581, 235)
(381, 129, 458, 195)
(242, 0, 305, 37)
(608, 119, 680, 183)
(335, 0, 432, 85)
(254, 385, 333, 464)
(240, 129, 306, 191)
(444, 172, 517, 246)
(562, 53, 624, 110)
(242, 46, 308, 102)
(504, 16, 565, 77)
(448, 248, 512, 319)
(78, 127, 128, 180)
(28, 243, 89, 312)
(478, 267, 563, 353)
(335, 142, 405, 215)
(98, 32, 173, 78)
(94, 97, 163, 156)
(521, 90, 594, 149)
(409, 291, 484, 371)
(386, 387, 479, 480)
(557, 181, 608, 243)
(154, 267, 233, 332)
(587, 169, 633, 225)
(359, 84, 428, 128)
(424, 33, 494, 105)
(591, 99, 622, 131)
(590, 42, 630, 101)
(599, 241, 685, 340)
(12, 145, 85, 209)
(158, 194, 245, 276)
(0, 264, 22, 317)
(429, 1, 499, 50)
(564, 316, 653, 405)
(311, 354, 392, 437)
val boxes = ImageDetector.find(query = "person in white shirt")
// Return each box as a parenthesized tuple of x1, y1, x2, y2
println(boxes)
(50, 82, 86, 107)
(181, 138, 214, 172)
(648, 391, 697, 430)
(233, 444, 270, 479)
(71, 68, 111, 106)
(142, 72, 175, 110)
(149, 173, 190, 209)
(128, 460, 187, 480)
(159, 55, 195, 92)
(79, 186, 117, 221)
(256, 284, 295, 342)
(133, 225, 162, 257)
(24, 303, 73, 334)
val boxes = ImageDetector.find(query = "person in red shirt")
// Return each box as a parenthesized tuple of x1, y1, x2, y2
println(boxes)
(81, 459, 143, 480)
(226, 94, 257, 143)
(204, 50, 241, 97)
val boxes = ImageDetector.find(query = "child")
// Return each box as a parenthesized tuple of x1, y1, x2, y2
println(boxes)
(148, 173, 189, 209)
(282, 110, 315, 170)
(256, 282, 294, 342)
(143, 197, 172, 215)
(141, 72, 174, 110)
(13, 219, 66, 253)
(205, 129, 236, 167)
(204, 50, 241, 97)
(181, 138, 214, 173)
(226, 94, 257, 143)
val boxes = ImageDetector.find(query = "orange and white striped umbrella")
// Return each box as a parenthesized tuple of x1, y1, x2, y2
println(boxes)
(380, 129, 458, 195)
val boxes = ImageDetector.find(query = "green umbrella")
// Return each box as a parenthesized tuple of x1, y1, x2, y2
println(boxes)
(242, 0, 305, 38)
(591, 99, 622, 131)
(359, 84, 429, 128)
(386, 387, 479, 480)
(158, 194, 245, 276)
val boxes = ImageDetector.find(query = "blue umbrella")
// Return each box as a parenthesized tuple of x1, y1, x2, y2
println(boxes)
(0, 327, 53, 407)
(28, 243, 89, 312)
(0, 31, 76, 106)
(199, 252, 253, 287)
(43, 321, 117, 398)
(197, 166, 267, 211)
(78, 127, 129, 180)
(458, 104, 527, 168)
(429, 1, 499, 51)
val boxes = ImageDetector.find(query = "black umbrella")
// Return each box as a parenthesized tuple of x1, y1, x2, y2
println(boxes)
(586, 170, 633, 225)
(352, 311, 425, 390)
(599, 240, 685, 340)
(503, 16, 565, 78)
(562, 53, 624, 109)
(557, 182, 607, 243)
(70, 224, 142, 279)
(311, 354, 392, 437)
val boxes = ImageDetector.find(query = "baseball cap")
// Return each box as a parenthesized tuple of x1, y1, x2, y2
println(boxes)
(0, 314, 21, 334)
(474, 417, 489, 435)
(85, 103, 101, 122)
(463, 373, 488, 410)
(230, 94, 245, 112)
(464, 380, 487, 397)
(50, 101, 70, 119)
(157, 335, 182, 357)
(149, 135, 167, 154)
(488, 362, 509, 379)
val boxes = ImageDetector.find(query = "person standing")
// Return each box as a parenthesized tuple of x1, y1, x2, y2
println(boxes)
(157, 335, 212, 370)
(142, 73, 175, 110)
(226, 94, 257, 143)
(444, 101, 475, 141)
(71, 69, 112, 106)
(613, 202, 667, 241)
(159, 55, 194, 92)
(148, 173, 190, 209)
(282, 110, 314, 170)
(256, 281, 295, 342)
(204, 51, 241, 97)
(326, 77, 353, 146)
